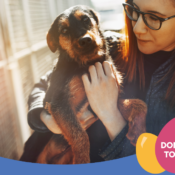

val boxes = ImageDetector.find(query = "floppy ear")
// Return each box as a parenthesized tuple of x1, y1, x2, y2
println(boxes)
(89, 9, 100, 25)
(47, 32, 58, 53)
(118, 99, 147, 146)
(46, 17, 60, 53)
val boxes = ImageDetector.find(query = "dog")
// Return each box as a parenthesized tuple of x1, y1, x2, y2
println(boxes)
(36, 5, 147, 164)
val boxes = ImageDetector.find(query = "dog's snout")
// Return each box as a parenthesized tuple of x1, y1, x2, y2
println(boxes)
(79, 35, 92, 47)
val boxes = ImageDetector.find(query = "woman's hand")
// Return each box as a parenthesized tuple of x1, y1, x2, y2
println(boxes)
(82, 61, 127, 141)
(76, 102, 98, 130)
(40, 102, 98, 134)
(40, 110, 62, 134)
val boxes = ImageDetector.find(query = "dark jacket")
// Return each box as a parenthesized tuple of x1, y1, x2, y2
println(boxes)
(21, 32, 175, 162)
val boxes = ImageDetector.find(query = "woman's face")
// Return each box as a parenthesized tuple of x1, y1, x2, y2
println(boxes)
(132, 0, 175, 54)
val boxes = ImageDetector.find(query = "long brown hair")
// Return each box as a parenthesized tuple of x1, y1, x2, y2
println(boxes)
(118, 0, 175, 105)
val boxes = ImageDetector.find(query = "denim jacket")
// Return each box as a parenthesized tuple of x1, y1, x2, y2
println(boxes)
(99, 40, 175, 160)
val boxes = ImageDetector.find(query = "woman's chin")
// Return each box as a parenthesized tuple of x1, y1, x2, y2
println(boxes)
(138, 44, 157, 55)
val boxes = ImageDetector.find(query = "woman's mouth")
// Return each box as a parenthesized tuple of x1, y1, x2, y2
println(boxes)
(137, 39, 150, 43)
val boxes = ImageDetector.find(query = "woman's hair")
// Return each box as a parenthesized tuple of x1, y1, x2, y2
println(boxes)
(118, 0, 175, 105)
(172, 0, 175, 7)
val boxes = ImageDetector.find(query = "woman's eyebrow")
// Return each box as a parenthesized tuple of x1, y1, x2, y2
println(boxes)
(147, 11, 167, 17)
(133, 2, 167, 17)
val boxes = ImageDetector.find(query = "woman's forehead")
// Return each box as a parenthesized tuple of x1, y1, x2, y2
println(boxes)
(133, 0, 175, 16)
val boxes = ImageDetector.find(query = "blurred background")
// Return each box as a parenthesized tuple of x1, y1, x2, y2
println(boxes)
(0, 0, 124, 160)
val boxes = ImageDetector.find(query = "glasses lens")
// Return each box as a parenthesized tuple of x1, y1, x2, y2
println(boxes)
(144, 14, 161, 30)
(124, 4, 139, 21)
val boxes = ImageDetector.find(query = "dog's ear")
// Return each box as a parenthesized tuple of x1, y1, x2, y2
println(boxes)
(47, 17, 60, 53)
(89, 9, 100, 25)
(47, 33, 57, 53)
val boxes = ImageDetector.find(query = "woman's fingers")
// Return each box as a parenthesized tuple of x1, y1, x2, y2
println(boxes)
(95, 62, 105, 80)
(40, 110, 62, 134)
(76, 101, 89, 119)
(83, 62, 113, 86)
(82, 73, 91, 90)
(77, 102, 93, 122)
(110, 63, 119, 83)
(79, 101, 89, 112)
(103, 61, 113, 77)
(41, 102, 96, 134)
(83, 117, 98, 130)
(76, 101, 98, 130)
(77, 105, 98, 130)
(88, 65, 98, 83)
(83, 62, 107, 86)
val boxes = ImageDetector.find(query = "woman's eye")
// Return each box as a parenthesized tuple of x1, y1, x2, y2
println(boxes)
(150, 16, 158, 21)
(62, 28, 68, 34)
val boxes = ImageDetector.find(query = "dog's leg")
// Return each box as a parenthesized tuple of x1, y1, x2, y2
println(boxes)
(37, 135, 73, 164)
(118, 99, 147, 146)
(44, 71, 90, 164)
(47, 103, 90, 164)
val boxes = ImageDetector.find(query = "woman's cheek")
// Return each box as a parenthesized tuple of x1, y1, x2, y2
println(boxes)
(132, 21, 136, 28)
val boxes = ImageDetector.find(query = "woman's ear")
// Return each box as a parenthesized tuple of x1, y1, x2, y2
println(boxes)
(89, 9, 100, 25)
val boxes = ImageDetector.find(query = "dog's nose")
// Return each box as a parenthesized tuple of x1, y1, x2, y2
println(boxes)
(79, 35, 92, 47)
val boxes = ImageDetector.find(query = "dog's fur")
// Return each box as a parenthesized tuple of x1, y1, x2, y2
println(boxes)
(36, 5, 147, 164)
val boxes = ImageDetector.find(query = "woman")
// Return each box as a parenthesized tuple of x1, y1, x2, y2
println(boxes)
(20, 0, 175, 163)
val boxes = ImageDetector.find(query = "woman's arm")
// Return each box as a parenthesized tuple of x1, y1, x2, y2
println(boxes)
(27, 70, 52, 132)
(28, 69, 97, 133)
(99, 127, 136, 160)
(40, 101, 98, 134)
(82, 61, 127, 141)
(82, 61, 136, 160)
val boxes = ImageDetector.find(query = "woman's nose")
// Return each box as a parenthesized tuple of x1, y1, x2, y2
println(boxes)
(132, 14, 147, 35)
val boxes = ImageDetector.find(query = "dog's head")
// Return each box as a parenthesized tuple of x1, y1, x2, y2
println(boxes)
(47, 5, 107, 65)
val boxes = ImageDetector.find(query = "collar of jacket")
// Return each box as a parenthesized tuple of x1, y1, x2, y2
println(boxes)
(152, 51, 175, 80)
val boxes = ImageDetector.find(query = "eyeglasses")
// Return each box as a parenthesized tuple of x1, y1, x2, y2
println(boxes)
(122, 3, 175, 30)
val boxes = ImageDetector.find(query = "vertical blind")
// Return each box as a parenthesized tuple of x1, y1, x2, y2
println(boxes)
(8, 0, 29, 52)
(0, 0, 93, 160)
(28, 0, 52, 45)
(0, 68, 22, 159)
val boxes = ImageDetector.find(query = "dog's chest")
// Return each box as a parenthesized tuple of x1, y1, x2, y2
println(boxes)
(68, 76, 86, 113)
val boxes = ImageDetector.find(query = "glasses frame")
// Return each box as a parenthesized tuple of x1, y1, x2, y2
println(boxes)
(122, 2, 175, 30)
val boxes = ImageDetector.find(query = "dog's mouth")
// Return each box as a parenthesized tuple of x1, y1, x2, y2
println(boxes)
(72, 36, 106, 64)
(77, 42, 97, 54)
(61, 30, 106, 65)
(74, 44, 106, 66)
(75, 31, 105, 54)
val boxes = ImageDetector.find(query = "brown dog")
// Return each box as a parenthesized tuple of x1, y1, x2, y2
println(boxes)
(36, 5, 147, 164)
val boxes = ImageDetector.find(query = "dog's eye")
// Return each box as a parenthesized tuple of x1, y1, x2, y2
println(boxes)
(62, 28, 68, 34)
(83, 17, 89, 23)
